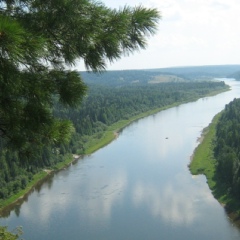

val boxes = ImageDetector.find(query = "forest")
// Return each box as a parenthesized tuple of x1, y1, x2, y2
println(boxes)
(0, 73, 228, 204)
(214, 98, 240, 200)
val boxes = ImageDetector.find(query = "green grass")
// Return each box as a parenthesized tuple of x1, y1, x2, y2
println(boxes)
(52, 154, 74, 170)
(189, 113, 220, 190)
(0, 171, 47, 210)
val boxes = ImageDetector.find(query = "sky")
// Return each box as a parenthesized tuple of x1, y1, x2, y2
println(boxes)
(76, 0, 240, 71)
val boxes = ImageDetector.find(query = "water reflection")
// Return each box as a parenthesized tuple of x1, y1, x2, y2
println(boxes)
(73, 170, 127, 226)
(131, 175, 216, 226)
(13, 168, 128, 228)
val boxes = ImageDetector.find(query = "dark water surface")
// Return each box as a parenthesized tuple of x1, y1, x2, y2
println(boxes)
(1, 79, 240, 239)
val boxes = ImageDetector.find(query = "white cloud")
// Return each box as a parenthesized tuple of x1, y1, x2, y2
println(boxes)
(74, 0, 240, 70)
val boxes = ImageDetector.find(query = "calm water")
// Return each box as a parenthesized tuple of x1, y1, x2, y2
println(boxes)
(1, 79, 240, 240)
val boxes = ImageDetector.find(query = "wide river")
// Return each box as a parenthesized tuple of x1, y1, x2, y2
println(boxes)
(1, 79, 240, 239)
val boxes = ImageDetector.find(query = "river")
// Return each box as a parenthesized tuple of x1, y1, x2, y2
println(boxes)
(1, 79, 240, 240)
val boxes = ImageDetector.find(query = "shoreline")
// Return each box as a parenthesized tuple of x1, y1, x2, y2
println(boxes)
(0, 86, 230, 214)
(189, 112, 240, 225)
(0, 154, 76, 216)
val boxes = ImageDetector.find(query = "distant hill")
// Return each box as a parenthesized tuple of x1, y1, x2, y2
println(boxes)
(80, 70, 160, 86)
(148, 65, 240, 75)
(228, 71, 240, 80)
(80, 70, 189, 87)
(146, 65, 240, 80)
(80, 65, 240, 86)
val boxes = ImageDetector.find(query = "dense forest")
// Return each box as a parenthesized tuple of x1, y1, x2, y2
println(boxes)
(0, 74, 228, 204)
(214, 98, 240, 199)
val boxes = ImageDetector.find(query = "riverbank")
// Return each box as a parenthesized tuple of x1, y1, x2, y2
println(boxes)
(0, 86, 230, 213)
(189, 113, 220, 189)
(0, 154, 74, 213)
(189, 112, 240, 224)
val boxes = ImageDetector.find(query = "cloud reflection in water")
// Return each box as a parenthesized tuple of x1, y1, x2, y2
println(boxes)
(132, 174, 216, 226)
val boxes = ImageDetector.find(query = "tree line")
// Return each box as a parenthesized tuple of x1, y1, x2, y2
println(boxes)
(214, 98, 240, 199)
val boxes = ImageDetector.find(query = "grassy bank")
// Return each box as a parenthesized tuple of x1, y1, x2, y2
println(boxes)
(189, 112, 240, 219)
(83, 103, 179, 155)
(189, 113, 220, 190)
(0, 86, 230, 212)
(0, 171, 48, 211)
(0, 154, 73, 211)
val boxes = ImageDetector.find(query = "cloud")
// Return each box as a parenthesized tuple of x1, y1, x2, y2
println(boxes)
(146, 0, 240, 66)
(74, 0, 240, 70)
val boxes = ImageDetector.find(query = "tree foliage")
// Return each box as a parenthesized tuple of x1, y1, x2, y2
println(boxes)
(214, 98, 240, 199)
(0, 0, 160, 155)
(0, 226, 22, 240)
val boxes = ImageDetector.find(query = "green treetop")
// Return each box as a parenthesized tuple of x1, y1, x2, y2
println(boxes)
(0, 226, 22, 239)
(0, 0, 160, 156)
